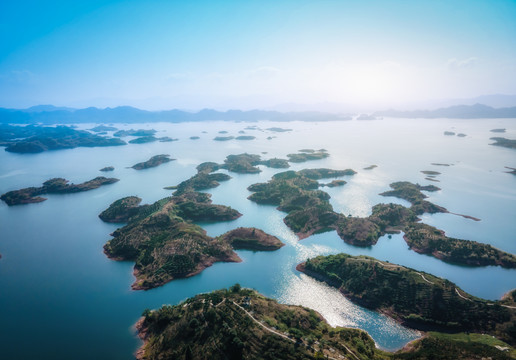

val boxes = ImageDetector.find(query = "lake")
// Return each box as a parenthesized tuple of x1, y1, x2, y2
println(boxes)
(0, 117, 515, 359)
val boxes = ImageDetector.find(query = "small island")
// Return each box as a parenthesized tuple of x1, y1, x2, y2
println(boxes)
(266, 127, 292, 132)
(491, 128, 506, 133)
(213, 136, 234, 141)
(298, 254, 516, 345)
(131, 154, 174, 170)
(490, 137, 516, 149)
(219, 227, 284, 251)
(99, 166, 114, 172)
(113, 129, 156, 137)
(286, 149, 329, 163)
(89, 125, 118, 132)
(129, 136, 158, 144)
(235, 135, 256, 140)
(420, 170, 441, 175)
(457, 133, 467, 137)
(190, 136, 200, 140)
(505, 166, 516, 175)
(1, 176, 119, 205)
(363, 165, 378, 170)
(136, 286, 515, 360)
(444, 131, 456, 136)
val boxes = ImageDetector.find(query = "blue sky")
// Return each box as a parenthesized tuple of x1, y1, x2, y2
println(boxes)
(1, 0, 515, 110)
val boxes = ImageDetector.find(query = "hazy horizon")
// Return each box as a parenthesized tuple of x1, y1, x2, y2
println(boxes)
(1, 1, 516, 111)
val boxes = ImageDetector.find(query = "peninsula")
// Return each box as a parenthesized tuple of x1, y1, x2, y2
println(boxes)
(298, 254, 516, 345)
(1, 176, 119, 205)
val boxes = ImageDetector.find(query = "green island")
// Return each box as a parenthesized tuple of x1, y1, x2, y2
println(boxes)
(0, 176, 119, 206)
(220, 227, 284, 251)
(188, 153, 291, 175)
(190, 136, 200, 140)
(131, 154, 174, 170)
(248, 174, 516, 267)
(491, 128, 507, 133)
(89, 125, 118, 132)
(101, 158, 287, 289)
(136, 286, 515, 360)
(99, 166, 114, 172)
(235, 135, 256, 140)
(129, 136, 159, 144)
(420, 170, 441, 175)
(266, 127, 292, 132)
(431, 163, 452, 166)
(213, 136, 234, 141)
(287, 149, 330, 163)
(490, 137, 516, 149)
(113, 129, 156, 137)
(0, 124, 126, 153)
(444, 131, 455, 136)
(457, 133, 467, 137)
(298, 254, 516, 346)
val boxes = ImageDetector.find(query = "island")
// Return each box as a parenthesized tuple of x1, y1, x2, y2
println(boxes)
(131, 154, 174, 170)
(213, 136, 234, 141)
(101, 158, 286, 289)
(491, 128, 506, 133)
(286, 149, 330, 163)
(444, 131, 456, 136)
(129, 136, 158, 144)
(363, 165, 378, 170)
(431, 163, 452, 166)
(89, 125, 118, 132)
(457, 133, 467, 137)
(136, 286, 515, 360)
(266, 127, 292, 132)
(490, 137, 516, 149)
(298, 254, 516, 345)
(99, 166, 114, 172)
(420, 170, 441, 175)
(113, 129, 156, 137)
(235, 135, 256, 140)
(1, 176, 119, 205)
(248, 175, 516, 268)
(158, 136, 177, 142)
(190, 136, 200, 140)
(1, 124, 126, 153)
(219, 227, 284, 251)
(101, 192, 286, 289)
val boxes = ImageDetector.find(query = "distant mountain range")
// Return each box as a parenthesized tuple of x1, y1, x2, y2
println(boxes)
(374, 103, 516, 119)
(0, 106, 351, 124)
(0, 103, 515, 124)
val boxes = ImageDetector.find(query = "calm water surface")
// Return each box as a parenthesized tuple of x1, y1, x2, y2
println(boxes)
(0, 118, 515, 359)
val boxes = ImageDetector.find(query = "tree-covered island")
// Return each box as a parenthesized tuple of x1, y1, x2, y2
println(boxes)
(298, 254, 516, 346)
(136, 286, 515, 360)
(1, 176, 119, 205)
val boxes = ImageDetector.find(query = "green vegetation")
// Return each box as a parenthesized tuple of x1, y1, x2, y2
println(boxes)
(404, 222, 516, 268)
(491, 137, 516, 149)
(420, 170, 441, 175)
(300, 254, 516, 345)
(0, 124, 126, 153)
(364, 165, 378, 170)
(287, 150, 330, 163)
(136, 288, 385, 360)
(137, 287, 515, 360)
(99, 166, 114, 172)
(379, 181, 446, 215)
(113, 129, 156, 137)
(98, 196, 143, 223)
(131, 154, 174, 170)
(1, 176, 119, 205)
(129, 136, 158, 144)
(103, 193, 242, 290)
(248, 168, 357, 240)
(235, 135, 256, 140)
(220, 227, 284, 251)
(213, 136, 234, 141)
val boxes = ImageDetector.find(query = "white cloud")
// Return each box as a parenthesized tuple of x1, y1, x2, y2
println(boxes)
(447, 57, 477, 70)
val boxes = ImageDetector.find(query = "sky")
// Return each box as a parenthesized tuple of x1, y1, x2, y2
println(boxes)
(0, 0, 515, 111)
